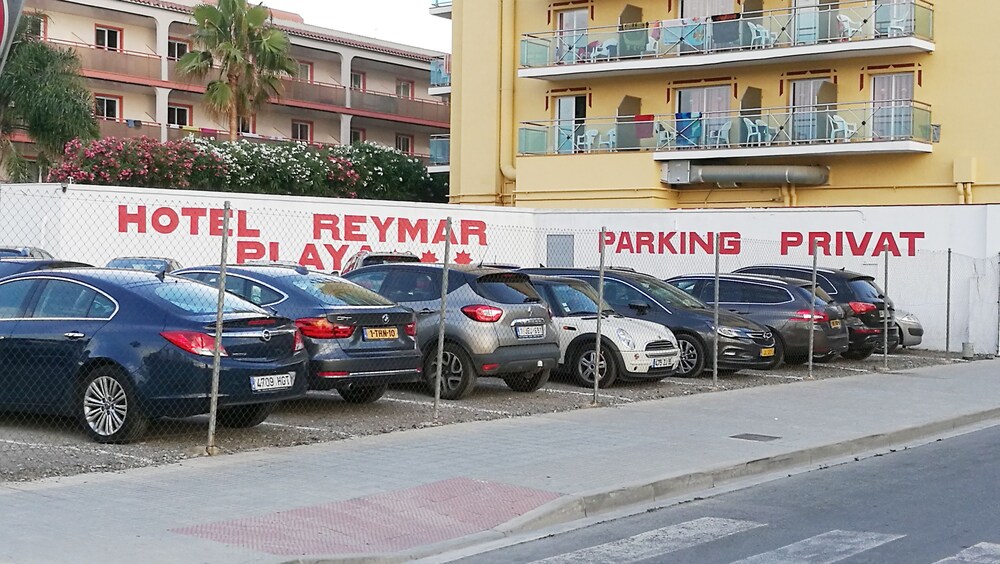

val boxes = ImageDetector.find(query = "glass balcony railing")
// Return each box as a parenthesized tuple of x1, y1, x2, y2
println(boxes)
(430, 134, 450, 165)
(430, 56, 451, 88)
(520, 0, 933, 68)
(430, 0, 453, 8)
(518, 100, 933, 155)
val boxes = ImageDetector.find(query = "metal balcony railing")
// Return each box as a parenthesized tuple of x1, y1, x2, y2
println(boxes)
(98, 118, 161, 139)
(430, 134, 450, 165)
(520, 0, 934, 68)
(518, 100, 933, 155)
(430, 1, 453, 8)
(351, 89, 451, 124)
(277, 79, 348, 107)
(48, 39, 161, 81)
(430, 56, 451, 88)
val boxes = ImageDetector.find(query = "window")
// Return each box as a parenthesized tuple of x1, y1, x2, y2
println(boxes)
(344, 269, 388, 293)
(541, 282, 600, 316)
(742, 284, 793, 305)
(395, 79, 414, 99)
(669, 279, 700, 296)
(681, 0, 734, 18)
(555, 95, 587, 154)
(350, 72, 366, 91)
(291, 120, 312, 143)
(288, 274, 393, 307)
(95, 25, 122, 51)
(676, 85, 730, 145)
(395, 134, 414, 155)
(31, 280, 114, 319)
(600, 280, 650, 309)
(350, 128, 366, 144)
(148, 281, 263, 315)
(24, 14, 45, 39)
(167, 39, 189, 61)
(473, 273, 542, 305)
(872, 72, 915, 139)
(381, 269, 442, 303)
(167, 105, 192, 127)
(555, 8, 589, 64)
(238, 116, 255, 134)
(197, 274, 284, 307)
(297, 61, 314, 82)
(95, 95, 121, 120)
(0, 280, 36, 319)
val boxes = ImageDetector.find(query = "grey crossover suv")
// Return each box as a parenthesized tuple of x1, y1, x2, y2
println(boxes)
(344, 265, 560, 399)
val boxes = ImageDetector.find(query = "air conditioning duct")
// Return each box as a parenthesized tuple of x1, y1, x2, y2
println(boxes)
(662, 161, 830, 187)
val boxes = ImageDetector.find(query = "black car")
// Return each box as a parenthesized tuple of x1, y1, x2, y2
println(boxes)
(0, 258, 91, 279)
(733, 265, 898, 360)
(667, 274, 850, 364)
(518, 268, 778, 377)
(0, 269, 308, 443)
(175, 265, 421, 404)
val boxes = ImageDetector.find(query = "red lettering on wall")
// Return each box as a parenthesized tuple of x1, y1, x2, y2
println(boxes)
(151, 207, 179, 235)
(180, 207, 207, 235)
(372, 216, 395, 243)
(313, 214, 340, 240)
(237, 210, 260, 238)
(399, 218, 428, 244)
(461, 220, 488, 246)
(781, 232, 803, 255)
(118, 205, 146, 233)
(343, 215, 366, 242)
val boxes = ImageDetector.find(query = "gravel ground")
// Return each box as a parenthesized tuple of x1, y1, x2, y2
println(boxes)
(0, 348, 970, 483)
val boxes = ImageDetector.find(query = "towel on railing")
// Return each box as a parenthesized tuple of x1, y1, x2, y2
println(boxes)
(126, 119, 142, 128)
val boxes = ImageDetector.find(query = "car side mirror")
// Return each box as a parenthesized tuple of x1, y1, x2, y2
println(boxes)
(628, 301, 650, 313)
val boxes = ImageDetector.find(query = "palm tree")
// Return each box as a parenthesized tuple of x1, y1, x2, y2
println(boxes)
(176, 0, 297, 141)
(0, 14, 98, 180)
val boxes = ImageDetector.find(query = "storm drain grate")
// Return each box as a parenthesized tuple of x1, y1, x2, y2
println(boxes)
(730, 433, 781, 442)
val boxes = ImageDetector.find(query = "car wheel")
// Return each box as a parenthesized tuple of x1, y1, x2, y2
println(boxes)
(842, 347, 876, 361)
(675, 334, 706, 378)
(216, 403, 274, 428)
(571, 346, 618, 388)
(503, 369, 551, 393)
(338, 384, 388, 404)
(79, 367, 148, 444)
(424, 343, 477, 400)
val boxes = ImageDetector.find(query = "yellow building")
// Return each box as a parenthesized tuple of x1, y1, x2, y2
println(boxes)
(439, 0, 995, 209)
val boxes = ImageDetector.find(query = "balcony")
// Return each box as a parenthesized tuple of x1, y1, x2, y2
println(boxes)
(351, 89, 451, 124)
(519, 0, 934, 80)
(276, 79, 348, 107)
(518, 100, 935, 160)
(49, 39, 161, 82)
(430, 0, 452, 19)
(98, 118, 162, 139)
(428, 134, 450, 173)
(429, 56, 452, 96)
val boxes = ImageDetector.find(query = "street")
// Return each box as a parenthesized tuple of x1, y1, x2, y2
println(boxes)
(462, 424, 1000, 564)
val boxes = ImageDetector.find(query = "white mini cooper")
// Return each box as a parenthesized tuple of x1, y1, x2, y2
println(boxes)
(529, 275, 681, 388)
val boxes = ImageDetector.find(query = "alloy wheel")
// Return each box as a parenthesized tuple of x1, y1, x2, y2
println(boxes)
(679, 339, 699, 373)
(577, 350, 608, 384)
(436, 351, 465, 392)
(83, 376, 128, 437)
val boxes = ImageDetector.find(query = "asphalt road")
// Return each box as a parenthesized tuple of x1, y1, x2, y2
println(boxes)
(462, 424, 1000, 564)
(0, 349, 961, 482)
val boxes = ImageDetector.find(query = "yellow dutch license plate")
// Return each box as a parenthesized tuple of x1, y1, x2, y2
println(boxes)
(760, 347, 776, 358)
(831, 320, 842, 329)
(364, 327, 398, 340)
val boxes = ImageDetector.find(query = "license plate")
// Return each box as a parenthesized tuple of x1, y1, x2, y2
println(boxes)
(760, 347, 775, 358)
(652, 357, 674, 368)
(515, 325, 545, 339)
(831, 320, 842, 329)
(364, 327, 398, 340)
(251, 373, 294, 392)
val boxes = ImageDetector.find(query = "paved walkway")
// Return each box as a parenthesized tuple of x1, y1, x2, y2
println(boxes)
(2, 360, 1000, 564)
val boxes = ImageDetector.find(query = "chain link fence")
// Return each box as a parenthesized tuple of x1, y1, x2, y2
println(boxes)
(0, 184, 994, 483)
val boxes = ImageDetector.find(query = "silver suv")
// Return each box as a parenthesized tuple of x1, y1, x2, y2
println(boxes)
(343, 265, 560, 399)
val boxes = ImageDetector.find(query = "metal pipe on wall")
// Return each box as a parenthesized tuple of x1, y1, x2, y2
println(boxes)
(499, 0, 517, 184)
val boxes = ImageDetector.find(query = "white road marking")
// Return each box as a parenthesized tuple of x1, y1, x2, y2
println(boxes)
(762, 374, 805, 381)
(821, 365, 872, 373)
(542, 388, 635, 402)
(658, 378, 709, 387)
(934, 543, 1000, 563)
(732, 530, 905, 564)
(381, 396, 513, 416)
(0, 439, 154, 464)
(532, 517, 765, 564)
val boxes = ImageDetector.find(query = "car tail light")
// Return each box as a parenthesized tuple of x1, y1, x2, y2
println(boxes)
(317, 371, 350, 378)
(293, 330, 305, 352)
(461, 305, 504, 323)
(161, 331, 227, 357)
(295, 317, 355, 339)
(849, 302, 878, 315)
(404, 322, 417, 337)
(790, 310, 830, 323)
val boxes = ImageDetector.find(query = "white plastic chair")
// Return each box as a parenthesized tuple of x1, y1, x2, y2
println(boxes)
(708, 120, 732, 148)
(577, 129, 598, 152)
(643, 35, 660, 56)
(743, 117, 763, 146)
(755, 119, 774, 145)
(837, 14, 861, 39)
(590, 39, 618, 61)
(598, 129, 617, 151)
(655, 122, 676, 149)
(828, 114, 858, 141)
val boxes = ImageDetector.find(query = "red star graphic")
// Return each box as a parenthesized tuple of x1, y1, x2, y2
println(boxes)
(454, 251, 473, 265)
(420, 251, 438, 263)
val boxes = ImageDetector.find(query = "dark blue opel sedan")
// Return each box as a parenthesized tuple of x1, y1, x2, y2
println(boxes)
(0, 269, 308, 443)
(175, 265, 421, 404)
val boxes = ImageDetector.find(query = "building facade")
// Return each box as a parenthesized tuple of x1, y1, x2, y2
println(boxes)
(442, 1, 996, 209)
(22, 0, 449, 159)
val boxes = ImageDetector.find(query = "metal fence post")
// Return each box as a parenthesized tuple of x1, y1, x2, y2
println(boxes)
(206, 200, 231, 456)
(807, 241, 817, 380)
(882, 243, 890, 371)
(996, 252, 1000, 357)
(433, 217, 453, 420)
(946, 248, 952, 358)
(712, 235, 720, 389)
(594, 227, 607, 405)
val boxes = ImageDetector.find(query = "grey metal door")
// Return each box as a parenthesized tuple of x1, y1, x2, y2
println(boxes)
(546, 235, 575, 268)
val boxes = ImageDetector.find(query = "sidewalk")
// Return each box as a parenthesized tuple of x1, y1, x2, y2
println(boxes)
(3, 360, 1000, 564)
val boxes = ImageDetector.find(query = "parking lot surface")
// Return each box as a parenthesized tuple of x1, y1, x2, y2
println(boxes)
(0, 349, 965, 483)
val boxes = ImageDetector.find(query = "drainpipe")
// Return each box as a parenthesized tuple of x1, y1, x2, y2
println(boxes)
(790, 184, 798, 207)
(780, 185, 791, 207)
(957, 182, 967, 204)
(498, 0, 517, 184)
(966, 183, 975, 205)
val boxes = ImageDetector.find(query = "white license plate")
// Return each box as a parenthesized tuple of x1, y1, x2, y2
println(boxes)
(515, 325, 545, 339)
(251, 373, 294, 392)
(652, 357, 674, 368)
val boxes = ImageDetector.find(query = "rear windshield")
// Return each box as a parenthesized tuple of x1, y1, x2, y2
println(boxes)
(794, 284, 834, 307)
(289, 274, 394, 306)
(474, 273, 542, 304)
(363, 255, 420, 266)
(849, 278, 885, 301)
(107, 258, 169, 272)
(539, 281, 606, 316)
(146, 280, 264, 315)
(632, 276, 707, 309)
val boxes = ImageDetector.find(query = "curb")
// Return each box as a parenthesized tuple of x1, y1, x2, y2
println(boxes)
(284, 406, 1000, 564)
